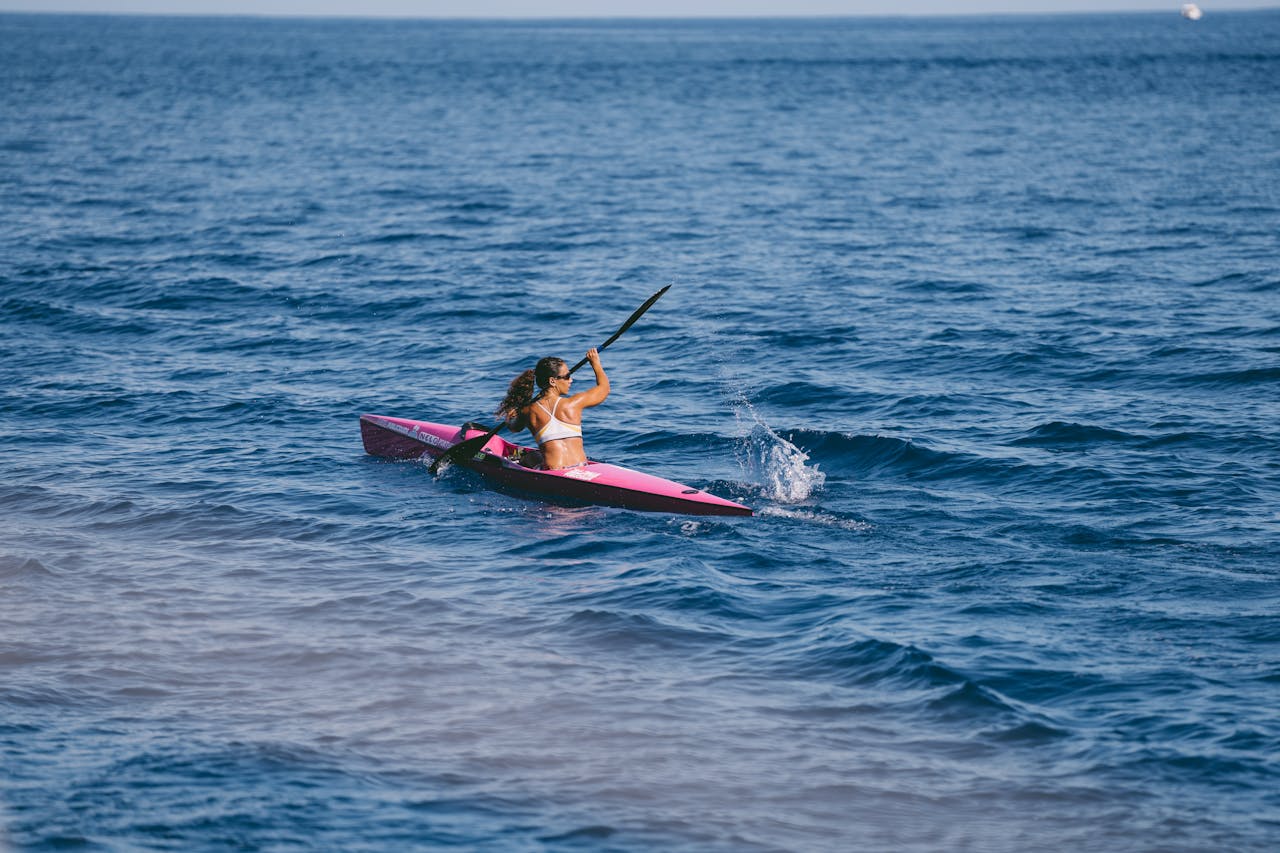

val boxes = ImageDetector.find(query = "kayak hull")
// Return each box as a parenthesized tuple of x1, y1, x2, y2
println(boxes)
(360, 414, 752, 517)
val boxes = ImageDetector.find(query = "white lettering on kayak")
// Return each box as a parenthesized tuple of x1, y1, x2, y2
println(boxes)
(417, 432, 451, 450)
(561, 468, 600, 481)
(381, 419, 451, 450)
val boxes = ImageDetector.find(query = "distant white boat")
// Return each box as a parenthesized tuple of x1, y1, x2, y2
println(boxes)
(1181, 3, 1203, 20)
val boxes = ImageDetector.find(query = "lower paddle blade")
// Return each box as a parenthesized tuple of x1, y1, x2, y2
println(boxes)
(427, 424, 500, 475)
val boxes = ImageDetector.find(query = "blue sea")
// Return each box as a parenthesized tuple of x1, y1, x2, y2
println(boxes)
(3, 9, 1279, 851)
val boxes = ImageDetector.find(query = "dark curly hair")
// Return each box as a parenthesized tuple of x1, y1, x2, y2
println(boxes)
(495, 357, 566, 430)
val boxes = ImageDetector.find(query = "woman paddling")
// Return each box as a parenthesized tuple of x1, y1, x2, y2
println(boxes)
(495, 348, 609, 470)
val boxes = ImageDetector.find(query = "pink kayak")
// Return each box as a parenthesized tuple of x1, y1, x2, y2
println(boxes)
(360, 414, 753, 517)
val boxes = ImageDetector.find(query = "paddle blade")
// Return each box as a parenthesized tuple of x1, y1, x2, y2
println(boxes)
(427, 424, 501, 475)
(569, 284, 670, 374)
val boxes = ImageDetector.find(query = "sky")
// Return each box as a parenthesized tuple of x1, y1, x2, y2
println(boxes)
(0, 1, 1276, 18)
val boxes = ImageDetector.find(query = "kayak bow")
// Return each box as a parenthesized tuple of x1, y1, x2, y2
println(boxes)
(361, 414, 752, 517)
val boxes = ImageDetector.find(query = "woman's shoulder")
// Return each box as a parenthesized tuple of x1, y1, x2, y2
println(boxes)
(559, 393, 592, 414)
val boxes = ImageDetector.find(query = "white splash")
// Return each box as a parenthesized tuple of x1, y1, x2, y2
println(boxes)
(1181, 3, 1203, 20)
(734, 404, 825, 503)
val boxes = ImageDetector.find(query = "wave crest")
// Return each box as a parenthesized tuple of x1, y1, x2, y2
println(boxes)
(734, 416, 826, 503)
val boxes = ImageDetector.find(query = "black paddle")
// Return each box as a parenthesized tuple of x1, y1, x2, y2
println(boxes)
(428, 285, 671, 475)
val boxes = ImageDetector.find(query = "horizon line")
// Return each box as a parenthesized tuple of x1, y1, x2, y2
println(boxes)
(2, 4, 1278, 23)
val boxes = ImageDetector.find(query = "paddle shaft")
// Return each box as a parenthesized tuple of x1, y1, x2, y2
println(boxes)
(428, 285, 670, 474)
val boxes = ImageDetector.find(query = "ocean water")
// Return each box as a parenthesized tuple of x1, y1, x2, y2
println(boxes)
(2, 9, 1279, 850)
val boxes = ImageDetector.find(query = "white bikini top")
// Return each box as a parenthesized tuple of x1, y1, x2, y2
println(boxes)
(533, 397, 582, 444)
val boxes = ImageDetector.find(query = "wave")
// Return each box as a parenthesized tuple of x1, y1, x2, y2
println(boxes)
(879, 391, 1033, 421)
(1190, 271, 1278, 291)
(999, 225, 1068, 241)
(472, 239, 607, 253)
(292, 253, 366, 269)
(779, 635, 1069, 742)
(789, 637, 965, 691)
(6, 301, 160, 338)
(748, 379, 845, 408)
(1109, 747, 1279, 795)
(1181, 366, 1280, 388)
(555, 608, 732, 654)
(895, 278, 993, 295)
(1009, 421, 1143, 448)
(756, 506, 873, 532)
(760, 424, 1272, 510)
(0, 683, 105, 709)
(539, 826, 617, 844)
(969, 343, 1097, 377)
(362, 231, 465, 245)
(0, 138, 49, 154)
(766, 429, 955, 480)
(1136, 427, 1274, 455)
(129, 277, 257, 310)
(730, 404, 826, 502)
(756, 427, 1203, 511)
(0, 555, 56, 580)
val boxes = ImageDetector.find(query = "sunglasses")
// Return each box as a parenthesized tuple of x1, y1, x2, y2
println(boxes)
(553, 374, 572, 381)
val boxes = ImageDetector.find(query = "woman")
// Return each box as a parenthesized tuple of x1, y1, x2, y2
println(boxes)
(495, 348, 609, 470)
